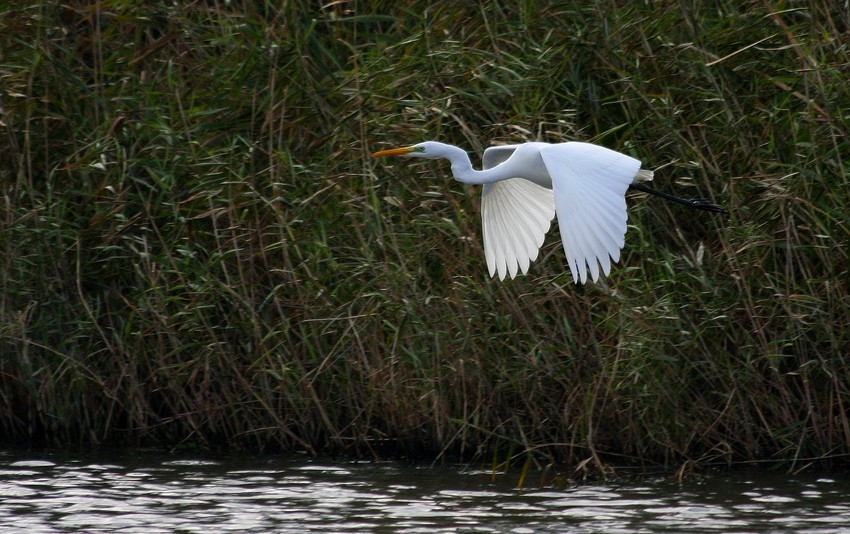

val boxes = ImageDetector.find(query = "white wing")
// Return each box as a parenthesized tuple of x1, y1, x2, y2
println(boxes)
(540, 142, 640, 284)
(480, 145, 555, 280)
(481, 178, 555, 279)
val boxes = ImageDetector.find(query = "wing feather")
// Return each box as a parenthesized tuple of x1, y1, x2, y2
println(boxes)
(540, 142, 639, 284)
(481, 178, 555, 280)
(578, 176, 627, 263)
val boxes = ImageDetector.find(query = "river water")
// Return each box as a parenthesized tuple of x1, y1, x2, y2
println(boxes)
(1, 450, 848, 532)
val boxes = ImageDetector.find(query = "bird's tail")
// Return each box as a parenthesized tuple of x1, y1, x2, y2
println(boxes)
(634, 169, 654, 183)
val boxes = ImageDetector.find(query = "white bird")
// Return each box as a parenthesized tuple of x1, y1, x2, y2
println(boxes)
(371, 141, 725, 284)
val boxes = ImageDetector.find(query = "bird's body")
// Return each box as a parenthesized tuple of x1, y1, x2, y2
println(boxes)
(371, 140, 723, 284)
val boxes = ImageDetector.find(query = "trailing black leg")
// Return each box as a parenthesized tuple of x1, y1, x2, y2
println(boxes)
(629, 183, 728, 213)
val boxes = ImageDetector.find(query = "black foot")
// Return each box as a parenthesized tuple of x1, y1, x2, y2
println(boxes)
(686, 198, 729, 213)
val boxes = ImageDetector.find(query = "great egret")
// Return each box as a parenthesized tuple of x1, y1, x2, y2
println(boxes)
(371, 141, 725, 284)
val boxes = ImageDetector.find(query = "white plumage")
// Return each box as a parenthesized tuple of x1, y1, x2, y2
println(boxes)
(372, 141, 653, 284)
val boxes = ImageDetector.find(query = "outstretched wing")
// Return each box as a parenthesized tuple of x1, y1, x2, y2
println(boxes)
(540, 142, 640, 284)
(480, 144, 555, 280)
(481, 178, 555, 280)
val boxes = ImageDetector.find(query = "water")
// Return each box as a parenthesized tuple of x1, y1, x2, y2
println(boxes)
(1, 450, 848, 533)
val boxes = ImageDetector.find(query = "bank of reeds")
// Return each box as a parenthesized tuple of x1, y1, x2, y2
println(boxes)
(1, 1, 849, 471)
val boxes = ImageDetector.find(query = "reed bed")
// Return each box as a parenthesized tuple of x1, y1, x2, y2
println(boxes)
(1, 1, 849, 472)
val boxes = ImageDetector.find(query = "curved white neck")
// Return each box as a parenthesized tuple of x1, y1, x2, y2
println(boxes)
(438, 146, 504, 185)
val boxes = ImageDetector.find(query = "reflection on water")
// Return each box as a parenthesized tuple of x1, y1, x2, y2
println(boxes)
(0, 450, 848, 533)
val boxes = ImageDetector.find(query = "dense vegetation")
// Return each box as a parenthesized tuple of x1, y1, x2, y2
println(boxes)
(2, 1, 848, 473)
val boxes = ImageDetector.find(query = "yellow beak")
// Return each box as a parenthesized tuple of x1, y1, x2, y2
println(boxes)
(371, 146, 416, 157)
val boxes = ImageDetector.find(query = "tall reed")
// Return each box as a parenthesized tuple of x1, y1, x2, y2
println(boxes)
(1, 1, 848, 470)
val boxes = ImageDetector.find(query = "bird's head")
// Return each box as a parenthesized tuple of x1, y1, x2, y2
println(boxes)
(371, 141, 452, 160)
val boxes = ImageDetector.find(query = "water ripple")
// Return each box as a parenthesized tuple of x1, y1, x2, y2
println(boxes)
(0, 451, 848, 533)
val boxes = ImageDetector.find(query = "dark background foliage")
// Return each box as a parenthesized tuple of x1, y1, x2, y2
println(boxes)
(1, 1, 848, 471)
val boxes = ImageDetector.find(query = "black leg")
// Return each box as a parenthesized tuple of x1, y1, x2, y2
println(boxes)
(629, 183, 728, 214)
